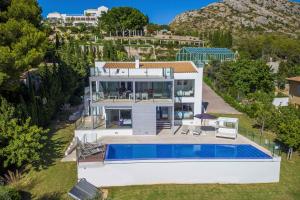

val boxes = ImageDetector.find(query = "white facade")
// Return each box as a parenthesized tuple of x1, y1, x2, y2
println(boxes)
(75, 61, 203, 142)
(78, 157, 281, 187)
(46, 6, 108, 26)
(75, 61, 282, 187)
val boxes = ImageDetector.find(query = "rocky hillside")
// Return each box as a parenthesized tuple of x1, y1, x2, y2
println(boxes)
(170, 0, 300, 36)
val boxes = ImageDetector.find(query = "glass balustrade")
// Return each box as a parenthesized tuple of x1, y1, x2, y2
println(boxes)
(135, 81, 173, 101)
(91, 81, 173, 102)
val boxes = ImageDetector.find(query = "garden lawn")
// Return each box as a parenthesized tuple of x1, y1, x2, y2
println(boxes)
(13, 114, 300, 200)
(15, 122, 77, 200)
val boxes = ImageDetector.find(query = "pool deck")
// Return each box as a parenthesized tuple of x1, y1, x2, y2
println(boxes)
(99, 130, 273, 156)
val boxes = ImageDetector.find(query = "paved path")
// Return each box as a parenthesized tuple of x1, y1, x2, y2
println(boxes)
(202, 82, 241, 114)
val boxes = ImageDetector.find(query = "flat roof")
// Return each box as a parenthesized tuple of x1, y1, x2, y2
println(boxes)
(286, 76, 300, 82)
(104, 61, 198, 73)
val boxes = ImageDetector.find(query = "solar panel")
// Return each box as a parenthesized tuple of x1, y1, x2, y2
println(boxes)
(68, 179, 100, 200)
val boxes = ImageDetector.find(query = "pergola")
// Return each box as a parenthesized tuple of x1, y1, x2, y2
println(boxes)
(176, 47, 236, 67)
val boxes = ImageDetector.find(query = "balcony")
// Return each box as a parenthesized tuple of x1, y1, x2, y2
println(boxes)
(175, 80, 195, 97)
(90, 67, 173, 79)
(91, 81, 173, 104)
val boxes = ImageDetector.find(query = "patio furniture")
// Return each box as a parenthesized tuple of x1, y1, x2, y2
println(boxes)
(129, 93, 133, 100)
(175, 111, 193, 120)
(176, 90, 183, 96)
(108, 92, 119, 100)
(120, 92, 127, 99)
(192, 126, 202, 135)
(135, 93, 142, 100)
(181, 125, 189, 134)
(153, 93, 163, 99)
(114, 69, 120, 75)
(183, 111, 193, 119)
(183, 90, 193, 96)
(142, 93, 148, 100)
(119, 118, 132, 126)
(215, 117, 238, 139)
(100, 92, 105, 99)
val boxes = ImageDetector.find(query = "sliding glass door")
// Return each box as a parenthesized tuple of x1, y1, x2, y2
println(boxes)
(106, 108, 132, 129)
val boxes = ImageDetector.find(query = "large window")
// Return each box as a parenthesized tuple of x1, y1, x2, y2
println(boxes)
(106, 109, 132, 129)
(135, 81, 172, 100)
(175, 80, 194, 97)
(174, 103, 194, 120)
(92, 81, 133, 101)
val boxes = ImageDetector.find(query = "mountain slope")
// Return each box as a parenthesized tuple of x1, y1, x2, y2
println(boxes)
(170, 0, 300, 36)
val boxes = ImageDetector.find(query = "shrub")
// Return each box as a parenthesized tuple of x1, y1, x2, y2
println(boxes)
(1, 170, 22, 185)
(0, 186, 21, 200)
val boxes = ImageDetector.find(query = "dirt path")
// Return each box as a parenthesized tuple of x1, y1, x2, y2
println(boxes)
(202, 82, 241, 114)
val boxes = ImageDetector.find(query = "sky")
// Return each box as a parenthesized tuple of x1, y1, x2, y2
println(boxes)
(38, 0, 300, 24)
(37, 0, 217, 24)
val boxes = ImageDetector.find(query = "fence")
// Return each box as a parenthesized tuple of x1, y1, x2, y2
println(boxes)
(239, 127, 282, 156)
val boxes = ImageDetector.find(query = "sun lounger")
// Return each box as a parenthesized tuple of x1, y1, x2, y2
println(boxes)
(192, 126, 202, 135)
(181, 125, 189, 134)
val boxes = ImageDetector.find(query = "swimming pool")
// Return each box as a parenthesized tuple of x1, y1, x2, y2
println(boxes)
(105, 144, 272, 161)
(79, 143, 280, 186)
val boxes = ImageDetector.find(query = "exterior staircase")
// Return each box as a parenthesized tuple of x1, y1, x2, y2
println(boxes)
(156, 120, 171, 130)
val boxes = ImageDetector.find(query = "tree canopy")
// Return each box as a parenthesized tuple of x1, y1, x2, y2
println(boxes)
(99, 7, 148, 33)
(0, 98, 48, 168)
(214, 59, 274, 99)
(237, 34, 300, 62)
(209, 30, 233, 48)
(0, 0, 47, 92)
(146, 23, 169, 34)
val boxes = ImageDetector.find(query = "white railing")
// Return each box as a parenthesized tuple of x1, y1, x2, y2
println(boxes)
(90, 67, 173, 78)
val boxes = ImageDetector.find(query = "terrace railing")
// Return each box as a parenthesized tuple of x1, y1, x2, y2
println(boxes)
(90, 67, 174, 79)
(75, 115, 105, 130)
(239, 127, 281, 156)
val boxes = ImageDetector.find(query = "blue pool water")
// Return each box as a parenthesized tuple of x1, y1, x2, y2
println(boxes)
(105, 144, 272, 161)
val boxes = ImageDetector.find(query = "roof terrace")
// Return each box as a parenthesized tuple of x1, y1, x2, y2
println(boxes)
(90, 67, 173, 79)
(90, 61, 198, 79)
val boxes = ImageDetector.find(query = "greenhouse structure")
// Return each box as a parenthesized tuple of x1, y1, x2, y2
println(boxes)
(176, 47, 236, 67)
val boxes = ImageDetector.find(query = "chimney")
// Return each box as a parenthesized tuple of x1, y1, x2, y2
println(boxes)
(135, 55, 140, 69)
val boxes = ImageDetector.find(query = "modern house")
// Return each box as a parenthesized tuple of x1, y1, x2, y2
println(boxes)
(72, 59, 281, 187)
(286, 76, 300, 107)
(47, 6, 108, 26)
(75, 59, 203, 142)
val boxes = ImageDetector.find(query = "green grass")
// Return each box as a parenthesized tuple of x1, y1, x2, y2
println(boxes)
(15, 122, 77, 200)
(13, 114, 300, 200)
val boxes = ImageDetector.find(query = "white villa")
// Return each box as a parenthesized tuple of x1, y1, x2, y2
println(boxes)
(47, 6, 108, 26)
(68, 59, 281, 188)
(75, 59, 203, 141)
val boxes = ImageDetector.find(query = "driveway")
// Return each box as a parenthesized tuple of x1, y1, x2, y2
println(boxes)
(202, 82, 241, 114)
